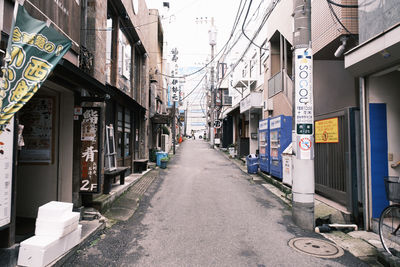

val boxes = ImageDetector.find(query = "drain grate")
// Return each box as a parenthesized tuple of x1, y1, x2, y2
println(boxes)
(288, 237, 344, 259)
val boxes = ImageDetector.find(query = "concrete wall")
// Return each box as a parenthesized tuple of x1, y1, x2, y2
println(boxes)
(313, 60, 358, 116)
(368, 71, 400, 178)
(87, 0, 107, 84)
(359, 0, 400, 43)
(267, 0, 293, 44)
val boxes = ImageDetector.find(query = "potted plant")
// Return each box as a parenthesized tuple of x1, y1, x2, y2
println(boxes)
(160, 156, 169, 169)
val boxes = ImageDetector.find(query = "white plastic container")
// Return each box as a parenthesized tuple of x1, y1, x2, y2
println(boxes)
(18, 225, 82, 267)
(35, 212, 79, 238)
(37, 201, 73, 219)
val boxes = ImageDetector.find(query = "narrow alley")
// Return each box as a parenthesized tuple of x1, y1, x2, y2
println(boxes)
(63, 140, 366, 266)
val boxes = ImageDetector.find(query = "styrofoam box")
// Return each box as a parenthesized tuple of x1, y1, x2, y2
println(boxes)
(37, 201, 73, 219)
(35, 212, 79, 238)
(18, 225, 82, 267)
(35, 220, 79, 238)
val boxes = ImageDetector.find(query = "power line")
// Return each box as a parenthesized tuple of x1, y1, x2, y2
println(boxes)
(241, 0, 268, 50)
(327, 0, 357, 8)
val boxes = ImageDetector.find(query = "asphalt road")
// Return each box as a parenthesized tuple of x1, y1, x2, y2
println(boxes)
(63, 140, 367, 266)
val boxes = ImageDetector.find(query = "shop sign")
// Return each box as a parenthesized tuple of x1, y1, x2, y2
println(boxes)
(0, 120, 14, 228)
(0, 4, 71, 129)
(80, 107, 100, 193)
(295, 48, 313, 128)
(295, 48, 314, 160)
(315, 117, 339, 143)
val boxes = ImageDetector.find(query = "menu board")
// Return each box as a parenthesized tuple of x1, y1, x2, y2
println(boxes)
(80, 107, 101, 193)
(19, 97, 54, 163)
(0, 120, 14, 227)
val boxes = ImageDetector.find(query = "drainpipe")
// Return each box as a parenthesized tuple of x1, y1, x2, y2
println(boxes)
(359, 77, 370, 230)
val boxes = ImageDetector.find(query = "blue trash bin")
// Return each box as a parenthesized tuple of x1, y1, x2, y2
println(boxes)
(156, 152, 168, 166)
(246, 154, 259, 174)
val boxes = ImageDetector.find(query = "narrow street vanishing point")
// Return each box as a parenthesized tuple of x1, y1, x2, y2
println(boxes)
(63, 140, 366, 266)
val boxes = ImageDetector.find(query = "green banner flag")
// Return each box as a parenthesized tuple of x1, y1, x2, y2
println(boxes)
(0, 4, 71, 129)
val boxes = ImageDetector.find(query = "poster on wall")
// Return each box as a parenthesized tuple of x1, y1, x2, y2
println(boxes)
(0, 120, 14, 228)
(315, 117, 339, 143)
(80, 107, 101, 193)
(18, 97, 54, 163)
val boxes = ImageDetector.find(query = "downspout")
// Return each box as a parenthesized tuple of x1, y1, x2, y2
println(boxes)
(359, 77, 370, 230)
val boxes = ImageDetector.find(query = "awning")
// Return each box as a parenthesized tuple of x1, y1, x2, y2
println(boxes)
(345, 24, 400, 76)
(105, 84, 146, 112)
(52, 59, 106, 95)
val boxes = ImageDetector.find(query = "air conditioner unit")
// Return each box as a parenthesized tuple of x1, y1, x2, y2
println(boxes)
(161, 134, 169, 152)
(264, 99, 273, 111)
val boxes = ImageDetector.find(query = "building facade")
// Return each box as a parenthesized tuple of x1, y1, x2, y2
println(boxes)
(0, 0, 165, 251)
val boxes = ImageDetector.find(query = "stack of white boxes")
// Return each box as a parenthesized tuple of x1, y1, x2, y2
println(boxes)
(17, 201, 82, 267)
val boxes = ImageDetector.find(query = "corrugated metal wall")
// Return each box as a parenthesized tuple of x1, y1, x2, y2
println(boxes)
(315, 113, 348, 205)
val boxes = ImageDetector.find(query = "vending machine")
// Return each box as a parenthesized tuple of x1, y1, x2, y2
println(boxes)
(269, 115, 292, 179)
(258, 118, 270, 173)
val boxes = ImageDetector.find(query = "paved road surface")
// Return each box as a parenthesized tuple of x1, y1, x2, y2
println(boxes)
(63, 140, 366, 266)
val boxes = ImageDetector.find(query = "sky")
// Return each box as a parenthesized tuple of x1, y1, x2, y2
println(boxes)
(145, 0, 242, 67)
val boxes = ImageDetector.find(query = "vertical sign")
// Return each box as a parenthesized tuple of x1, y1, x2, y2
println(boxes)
(80, 107, 100, 193)
(0, 120, 13, 227)
(295, 48, 314, 160)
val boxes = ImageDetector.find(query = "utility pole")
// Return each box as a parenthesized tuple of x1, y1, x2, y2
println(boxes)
(292, 0, 314, 231)
(209, 18, 217, 147)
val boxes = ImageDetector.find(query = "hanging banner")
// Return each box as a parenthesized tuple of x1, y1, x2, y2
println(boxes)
(295, 48, 314, 160)
(0, 4, 71, 129)
(0, 120, 14, 228)
(315, 117, 339, 143)
(80, 107, 101, 193)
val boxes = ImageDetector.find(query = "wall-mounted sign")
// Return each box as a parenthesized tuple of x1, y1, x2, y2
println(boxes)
(0, 120, 14, 228)
(80, 107, 101, 193)
(19, 97, 54, 164)
(315, 117, 339, 143)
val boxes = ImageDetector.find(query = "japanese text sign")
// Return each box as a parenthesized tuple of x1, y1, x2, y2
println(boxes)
(0, 4, 71, 129)
(315, 117, 339, 143)
(80, 107, 100, 193)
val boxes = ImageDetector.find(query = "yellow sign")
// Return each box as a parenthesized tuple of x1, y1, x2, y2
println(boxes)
(315, 117, 339, 143)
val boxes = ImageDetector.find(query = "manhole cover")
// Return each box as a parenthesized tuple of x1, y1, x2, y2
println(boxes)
(288, 237, 344, 258)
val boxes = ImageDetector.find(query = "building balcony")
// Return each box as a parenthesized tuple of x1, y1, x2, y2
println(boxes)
(240, 91, 263, 113)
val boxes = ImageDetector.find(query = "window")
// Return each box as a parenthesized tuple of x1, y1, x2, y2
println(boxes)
(118, 28, 131, 82)
(105, 125, 117, 171)
(124, 110, 131, 156)
(106, 17, 113, 83)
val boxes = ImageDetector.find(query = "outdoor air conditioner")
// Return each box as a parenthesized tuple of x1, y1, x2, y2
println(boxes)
(161, 134, 169, 152)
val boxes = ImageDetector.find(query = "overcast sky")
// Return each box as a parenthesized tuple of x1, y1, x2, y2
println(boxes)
(145, 0, 241, 67)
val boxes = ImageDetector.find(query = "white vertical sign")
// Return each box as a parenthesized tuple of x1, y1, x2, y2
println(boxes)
(0, 120, 14, 227)
(295, 48, 314, 160)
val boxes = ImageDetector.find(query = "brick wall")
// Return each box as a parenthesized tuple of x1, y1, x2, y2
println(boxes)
(312, 0, 358, 54)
